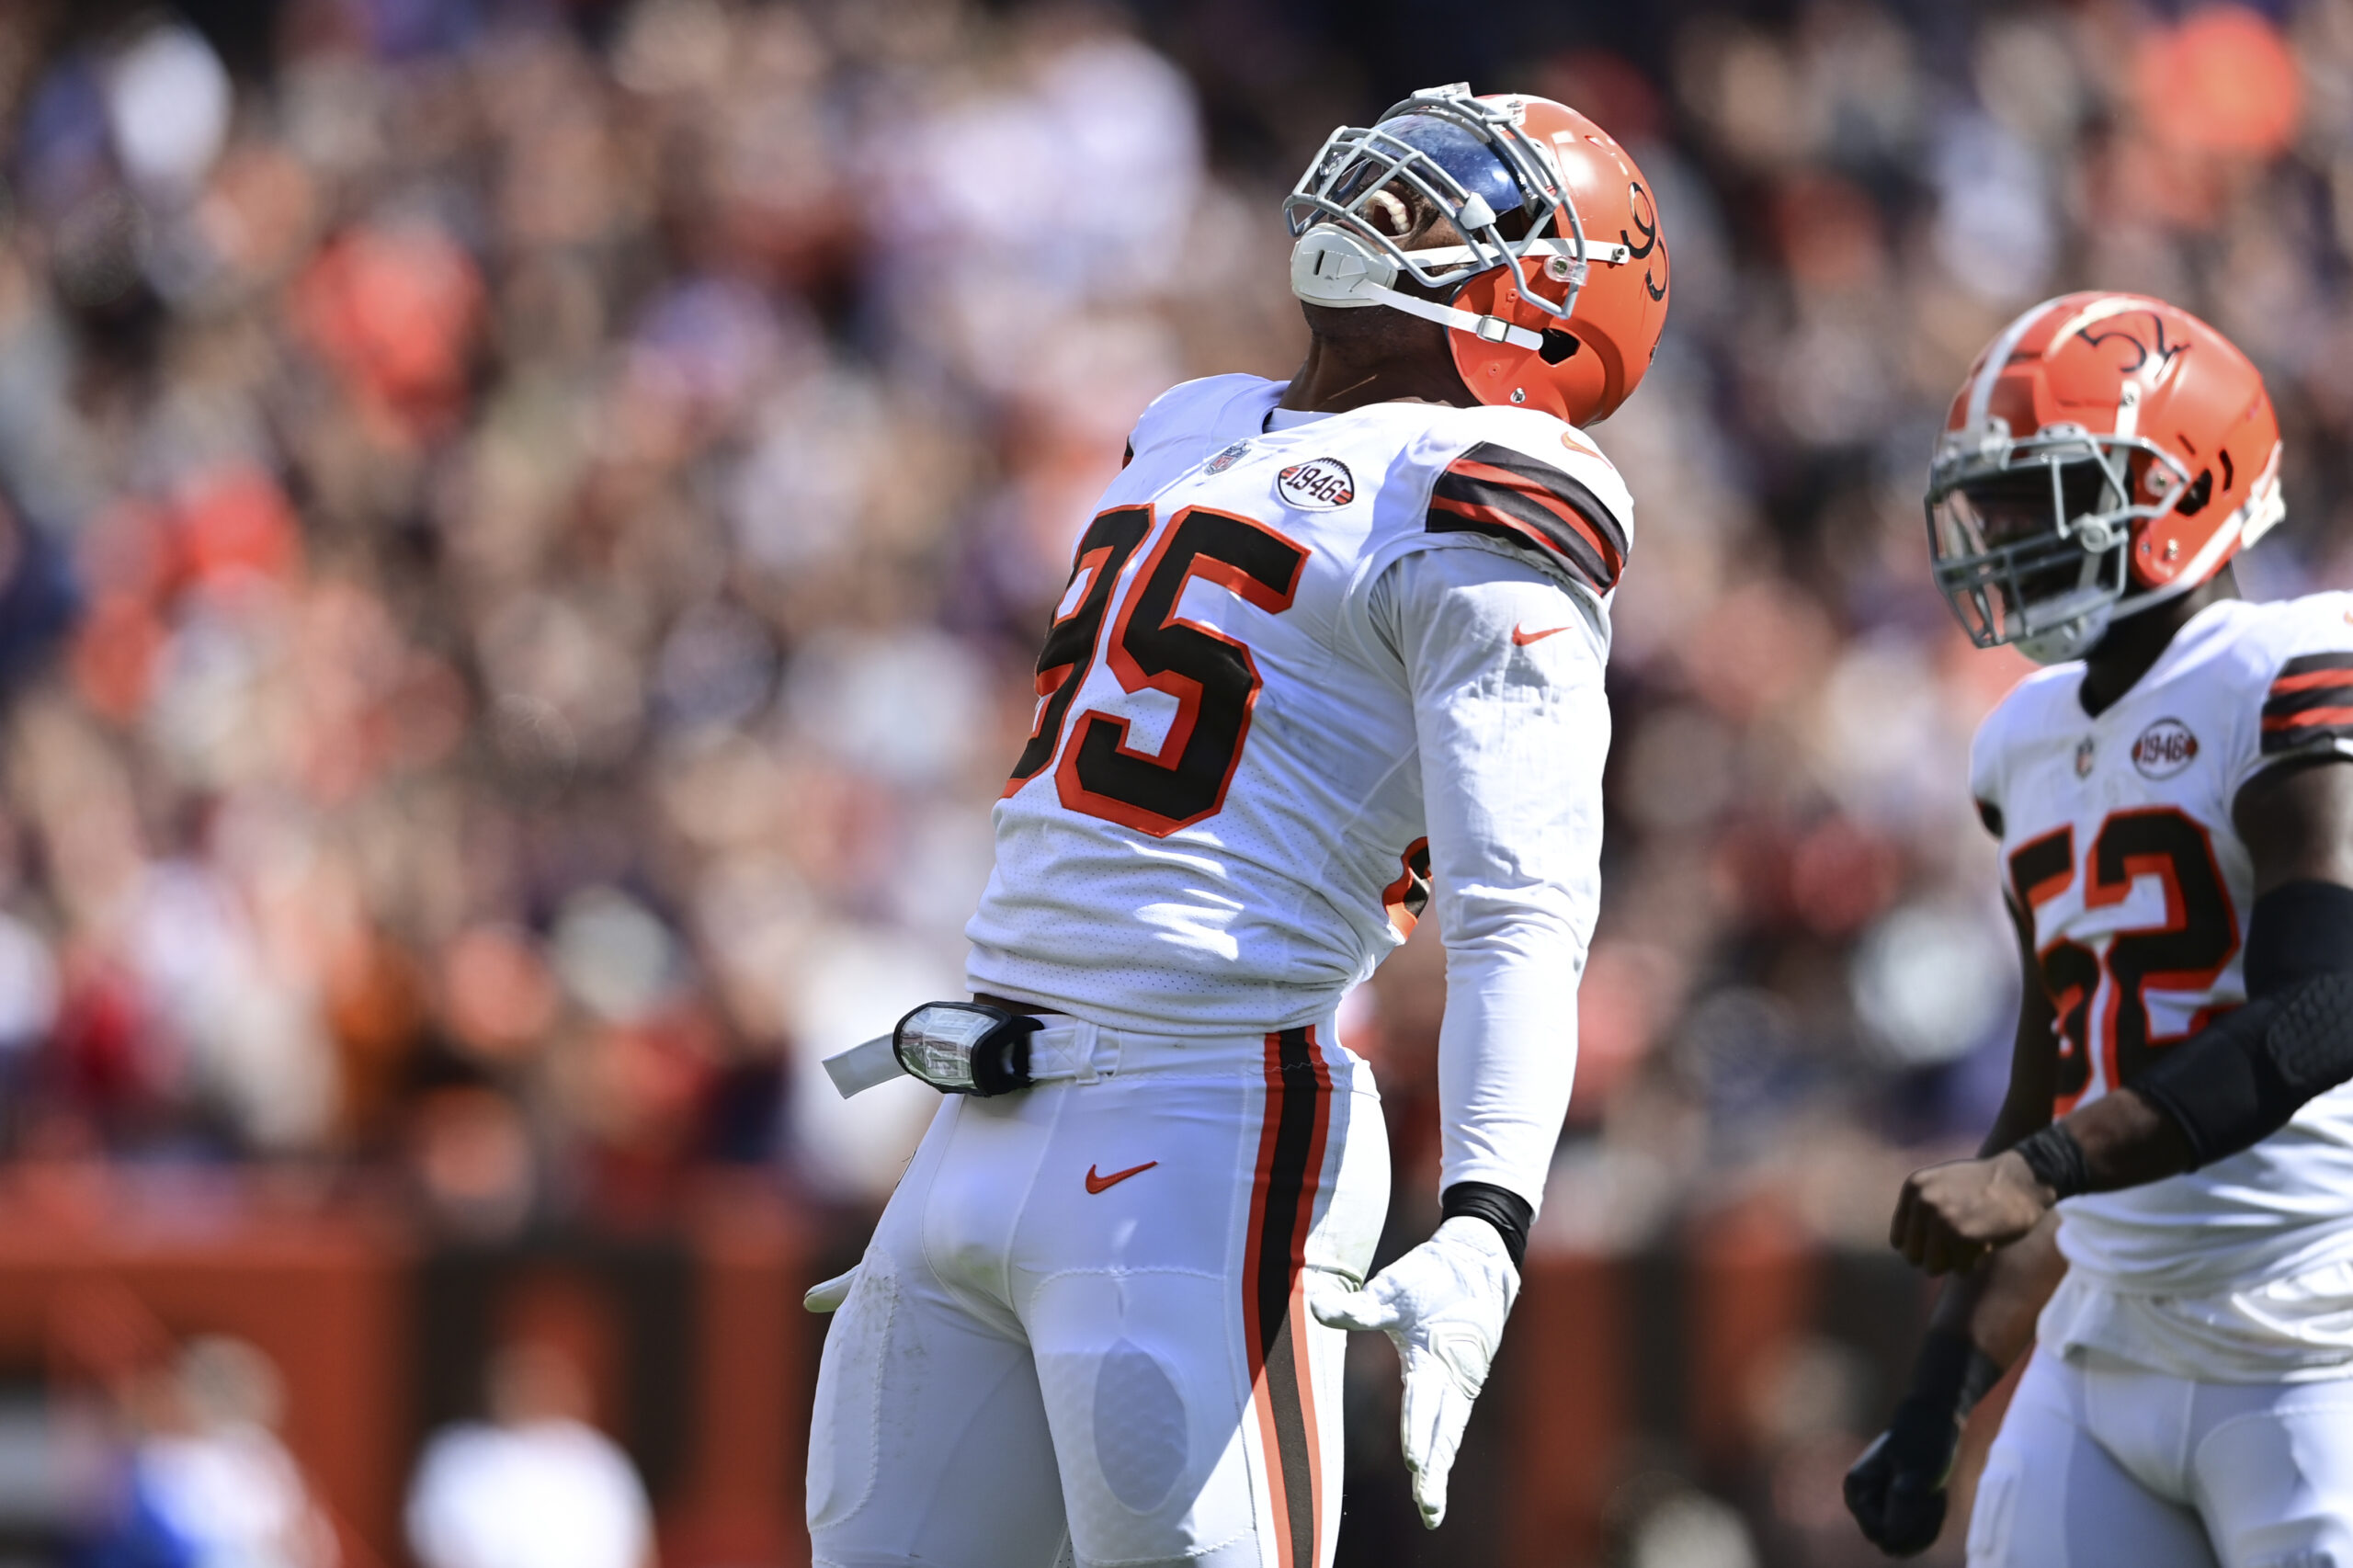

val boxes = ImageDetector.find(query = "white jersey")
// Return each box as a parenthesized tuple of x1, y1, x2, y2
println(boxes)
(1971, 593, 2353, 1376)
(965, 372, 1630, 1205)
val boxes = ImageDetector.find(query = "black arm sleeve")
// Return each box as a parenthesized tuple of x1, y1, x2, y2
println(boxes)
(2129, 881, 2353, 1167)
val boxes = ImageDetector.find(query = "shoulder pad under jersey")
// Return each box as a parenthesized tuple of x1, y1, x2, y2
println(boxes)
(1127, 374, 1282, 464)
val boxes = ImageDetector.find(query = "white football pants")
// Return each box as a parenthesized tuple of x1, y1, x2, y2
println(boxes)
(1970, 1347, 2353, 1567)
(806, 1018, 1389, 1568)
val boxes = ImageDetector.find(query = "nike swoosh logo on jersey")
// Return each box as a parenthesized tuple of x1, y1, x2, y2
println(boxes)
(1085, 1161, 1159, 1194)
(1512, 623, 1574, 646)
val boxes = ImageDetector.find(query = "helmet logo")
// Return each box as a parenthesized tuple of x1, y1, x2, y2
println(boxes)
(1622, 181, 1665, 302)
(1276, 458, 1357, 510)
(2076, 314, 2187, 378)
(2131, 718, 2200, 779)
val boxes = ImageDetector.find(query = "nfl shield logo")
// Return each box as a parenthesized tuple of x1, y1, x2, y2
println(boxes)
(1204, 440, 1252, 474)
(2075, 738, 2096, 778)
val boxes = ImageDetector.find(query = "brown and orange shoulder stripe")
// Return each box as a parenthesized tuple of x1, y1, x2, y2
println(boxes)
(2262, 653, 2353, 753)
(1427, 442, 1627, 594)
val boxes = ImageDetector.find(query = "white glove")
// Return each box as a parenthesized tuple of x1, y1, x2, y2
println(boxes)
(1307, 1216, 1519, 1528)
(803, 1264, 861, 1313)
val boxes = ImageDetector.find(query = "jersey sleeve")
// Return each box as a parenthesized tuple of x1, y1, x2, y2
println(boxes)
(1366, 544, 1609, 1214)
(2232, 597, 2353, 800)
(1423, 422, 1634, 597)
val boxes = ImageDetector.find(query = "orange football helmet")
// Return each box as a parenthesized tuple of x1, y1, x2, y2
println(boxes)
(1928, 291, 2283, 663)
(1285, 84, 1670, 426)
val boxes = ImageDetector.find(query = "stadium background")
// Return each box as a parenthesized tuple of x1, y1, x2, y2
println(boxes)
(0, 0, 2328, 1562)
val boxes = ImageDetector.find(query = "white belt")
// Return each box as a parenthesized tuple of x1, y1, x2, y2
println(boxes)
(823, 1016, 1294, 1098)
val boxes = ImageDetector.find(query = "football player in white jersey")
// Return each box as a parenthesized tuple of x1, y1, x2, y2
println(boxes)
(800, 85, 1669, 1568)
(1844, 292, 2353, 1566)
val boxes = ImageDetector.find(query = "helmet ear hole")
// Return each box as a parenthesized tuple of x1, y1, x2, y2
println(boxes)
(2176, 469, 2214, 517)
(1539, 328, 1580, 366)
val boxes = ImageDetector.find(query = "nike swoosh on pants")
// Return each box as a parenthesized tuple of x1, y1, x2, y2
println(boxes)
(1085, 1161, 1159, 1194)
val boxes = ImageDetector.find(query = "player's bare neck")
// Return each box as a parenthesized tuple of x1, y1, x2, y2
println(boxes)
(2078, 567, 2241, 718)
(1279, 306, 1481, 415)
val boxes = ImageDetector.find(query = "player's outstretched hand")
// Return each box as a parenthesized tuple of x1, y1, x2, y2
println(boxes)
(1843, 1396, 1962, 1556)
(803, 1265, 862, 1313)
(1890, 1151, 2052, 1275)
(1306, 1217, 1519, 1529)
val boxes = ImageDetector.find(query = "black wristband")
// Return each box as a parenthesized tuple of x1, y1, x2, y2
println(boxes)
(1440, 1180, 1531, 1270)
(1907, 1328, 2005, 1421)
(2012, 1122, 2092, 1200)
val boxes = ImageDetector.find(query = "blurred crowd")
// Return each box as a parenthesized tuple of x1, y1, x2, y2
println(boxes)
(0, 0, 1250, 1230)
(0, 0, 2345, 1335)
(59, 1330, 341, 1568)
(37, 1295, 644, 1568)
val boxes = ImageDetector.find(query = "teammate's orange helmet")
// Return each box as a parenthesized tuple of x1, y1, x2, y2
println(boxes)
(1285, 84, 1669, 426)
(1928, 291, 2283, 664)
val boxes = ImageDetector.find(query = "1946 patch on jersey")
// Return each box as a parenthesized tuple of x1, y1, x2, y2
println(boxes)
(1277, 458, 1355, 510)
(2131, 718, 2200, 778)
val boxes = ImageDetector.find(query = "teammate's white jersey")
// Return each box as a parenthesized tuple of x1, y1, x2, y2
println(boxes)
(1971, 593, 2353, 1376)
(966, 372, 1629, 1035)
